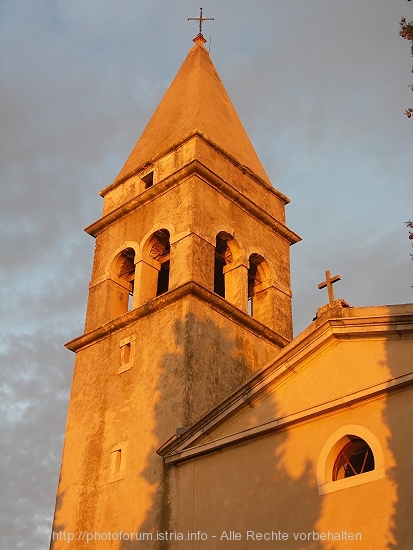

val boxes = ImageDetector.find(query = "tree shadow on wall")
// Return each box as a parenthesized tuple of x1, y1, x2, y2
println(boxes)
(383, 318, 413, 549)
(120, 310, 324, 550)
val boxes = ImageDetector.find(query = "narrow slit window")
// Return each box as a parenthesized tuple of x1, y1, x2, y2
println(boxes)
(121, 342, 131, 365)
(108, 442, 128, 482)
(111, 449, 122, 474)
(118, 335, 135, 374)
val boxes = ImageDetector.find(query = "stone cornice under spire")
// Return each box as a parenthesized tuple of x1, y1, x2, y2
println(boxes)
(85, 150, 301, 245)
(100, 130, 286, 199)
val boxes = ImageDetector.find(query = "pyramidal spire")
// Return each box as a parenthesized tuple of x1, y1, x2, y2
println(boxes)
(112, 41, 271, 187)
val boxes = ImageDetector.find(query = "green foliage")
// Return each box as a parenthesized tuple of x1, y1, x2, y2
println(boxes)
(399, 15, 413, 117)
(399, 17, 413, 48)
(406, 220, 413, 261)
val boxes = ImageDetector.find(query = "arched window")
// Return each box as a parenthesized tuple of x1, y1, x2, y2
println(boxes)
(118, 248, 136, 310)
(214, 233, 233, 298)
(317, 427, 384, 495)
(333, 437, 374, 481)
(248, 254, 265, 316)
(107, 247, 136, 319)
(247, 253, 276, 325)
(133, 229, 171, 307)
(149, 229, 170, 296)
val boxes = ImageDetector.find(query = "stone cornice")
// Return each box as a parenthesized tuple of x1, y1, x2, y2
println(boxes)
(159, 372, 413, 464)
(64, 281, 290, 352)
(85, 157, 300, 244)
(100, 131, 284, 199)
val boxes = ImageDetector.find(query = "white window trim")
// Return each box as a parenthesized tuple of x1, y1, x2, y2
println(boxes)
(317, 425, 385, 495)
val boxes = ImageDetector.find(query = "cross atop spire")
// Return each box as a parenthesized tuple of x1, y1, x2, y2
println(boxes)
(188, 7, 214, 44)
(318, 270, 341, 304)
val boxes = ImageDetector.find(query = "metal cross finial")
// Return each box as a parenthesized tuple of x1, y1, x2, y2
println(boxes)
(318, 270, 341, 304)
(188, 6, 214, 36)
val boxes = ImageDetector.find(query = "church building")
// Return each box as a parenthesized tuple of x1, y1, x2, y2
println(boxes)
(50, 28, 413, 550)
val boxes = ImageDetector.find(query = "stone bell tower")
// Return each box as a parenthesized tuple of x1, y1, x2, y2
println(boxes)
(50, 34, 299, 549)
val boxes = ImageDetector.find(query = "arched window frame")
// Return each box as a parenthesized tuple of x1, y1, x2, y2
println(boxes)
(117, 247, 136, 308)
(247, 253, 272, 317)
(148, 229, 171, 296)
(105, 245, 139, 319)
(134, 228, 171, 306)
(213, 232, 248, 312)
(332, 437, 375, 481)
(317, 425, 386, 495)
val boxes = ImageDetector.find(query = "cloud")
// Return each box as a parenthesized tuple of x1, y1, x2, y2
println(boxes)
(1, 332, 72, 549)
(1, 1, 412, 547)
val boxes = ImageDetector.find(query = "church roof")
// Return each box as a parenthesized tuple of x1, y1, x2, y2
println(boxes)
(157, 303, 413, 464)
(112, 41, 271, 187)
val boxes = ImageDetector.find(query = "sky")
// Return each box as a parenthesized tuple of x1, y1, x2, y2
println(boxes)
(1, 1, 412, 548)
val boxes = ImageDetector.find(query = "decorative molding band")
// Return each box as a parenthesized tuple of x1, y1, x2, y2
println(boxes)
(65, 281, 289, 352)
(100, 131, 284, 199)
(86, 142, 300, 245)
(160, 372, 413, 464)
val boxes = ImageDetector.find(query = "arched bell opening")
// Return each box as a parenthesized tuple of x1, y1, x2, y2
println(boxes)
(247, 253, 270, 318)
(214, 232, 233, 298)
(106, 247, 137, 318)
(118, 247, 136, 310)
(149, 229, 171, 296)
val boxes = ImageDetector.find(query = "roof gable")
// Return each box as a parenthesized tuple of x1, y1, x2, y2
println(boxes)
(158, 304, 413, 463)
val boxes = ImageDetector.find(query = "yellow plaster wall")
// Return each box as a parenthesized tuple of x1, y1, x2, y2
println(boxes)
(51, 292, 281, 549)
(200, 333, 412, 443)
(171, 390, 412, 549)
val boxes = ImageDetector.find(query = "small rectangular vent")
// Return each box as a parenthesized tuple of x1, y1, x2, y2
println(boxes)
(142, 171, 154, 189)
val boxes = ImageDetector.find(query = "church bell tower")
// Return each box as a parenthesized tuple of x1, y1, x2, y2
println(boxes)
(50, 33, 299, 548)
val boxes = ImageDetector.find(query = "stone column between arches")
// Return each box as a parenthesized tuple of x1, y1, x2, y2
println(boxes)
(223, 260, 249, 313)
(252, 282, 293, 341)
(169, 233, 215, 291)
(133, 257, 160, 307)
